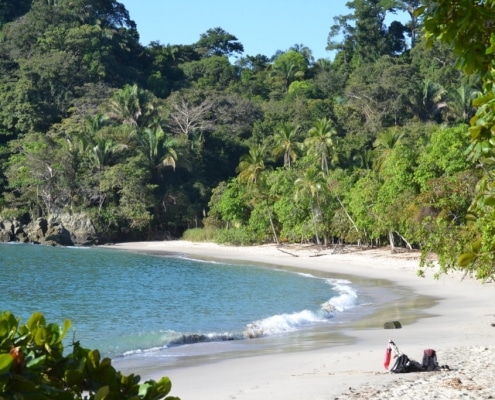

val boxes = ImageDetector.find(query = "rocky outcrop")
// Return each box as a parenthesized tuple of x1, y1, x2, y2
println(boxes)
(25, 217, 73, 246)
(57, 213, 98, 246)
(0, 213, 98, 246)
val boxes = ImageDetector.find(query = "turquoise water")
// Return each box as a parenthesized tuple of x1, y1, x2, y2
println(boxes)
(0, 243, 366, 361)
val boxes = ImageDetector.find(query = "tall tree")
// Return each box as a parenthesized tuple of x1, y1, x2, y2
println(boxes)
(294, 166, 326, 246)
(272, 122, 301, 168)
(445, 85, 481, 124)
(106, 84, 159, 130)
(195, 27, 244, 58)
(237, 144, 270, 185)
(132, 126, 178, 171)
(372, 127, 404, 172)
(328, 0, 407, 67)
(304, 118, 339, 175)
(271, 51, 308, 92)
(289, 43, 314, 64)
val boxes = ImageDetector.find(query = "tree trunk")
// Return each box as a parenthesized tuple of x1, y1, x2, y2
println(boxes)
(336, 195, 359, 233)
(388, 230, 396, 253)
(266, 204, 279, 244)
(311, 209, 321, 246)
(395, 230, 413, 250)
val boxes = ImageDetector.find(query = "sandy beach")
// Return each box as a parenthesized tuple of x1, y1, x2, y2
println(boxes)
(104, 241, 495, 399)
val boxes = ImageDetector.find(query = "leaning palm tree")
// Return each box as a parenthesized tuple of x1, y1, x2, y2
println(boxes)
(272, 122, 300, 169)
(237, 144, 279, 243)
(304, 117, 339, 175)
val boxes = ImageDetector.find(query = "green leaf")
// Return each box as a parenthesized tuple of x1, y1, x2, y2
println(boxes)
(457, 252, 477, 267)
(483, 196, 495, 206)
(413, 6, 425, 17)
(60, 320, 71, 342)
(138, 382, 151, 397)
(0, 353, 13, 374)
(156, 376, 172, 395)
(27, 312, 46, 331)
(33, 327, 47, 346)
(64, 369, 85, 386)
(26, 355, 46, 369)
(87, 349, 101, 372)
(94, 385, 110, 400)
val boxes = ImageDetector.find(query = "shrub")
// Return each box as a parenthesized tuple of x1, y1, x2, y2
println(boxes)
(181, 228, 217, 242)
(0, 311, 180, 400)
(214, 227, 260, 245)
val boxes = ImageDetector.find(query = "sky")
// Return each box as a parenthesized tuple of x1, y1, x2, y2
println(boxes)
(120, 1, 352, 61)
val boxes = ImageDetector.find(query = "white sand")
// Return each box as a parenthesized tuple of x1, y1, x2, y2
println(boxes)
(103, 241, 495, 399)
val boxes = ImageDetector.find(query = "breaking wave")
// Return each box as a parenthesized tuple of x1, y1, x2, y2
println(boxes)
(122, 278, 359, 356)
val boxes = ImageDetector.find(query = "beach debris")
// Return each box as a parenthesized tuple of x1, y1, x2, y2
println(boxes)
(276, 246, 299, 257)
(383, 320, 402, 329)
(443, 377, 483, 391)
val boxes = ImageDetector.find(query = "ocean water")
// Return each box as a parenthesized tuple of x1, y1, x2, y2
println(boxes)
(0, 242, 428, 370)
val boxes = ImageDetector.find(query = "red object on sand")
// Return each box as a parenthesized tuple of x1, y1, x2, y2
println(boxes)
(384, 346, 392, 369)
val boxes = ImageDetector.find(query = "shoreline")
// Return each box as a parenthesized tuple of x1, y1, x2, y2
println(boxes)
(103, 241, 495, 399)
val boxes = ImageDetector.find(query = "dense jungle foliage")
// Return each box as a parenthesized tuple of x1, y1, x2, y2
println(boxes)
(0, 0, 494, 279)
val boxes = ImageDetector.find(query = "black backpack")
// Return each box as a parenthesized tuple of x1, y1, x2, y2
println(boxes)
(390, 354, 423, 373)
(422, 349, 439, 371)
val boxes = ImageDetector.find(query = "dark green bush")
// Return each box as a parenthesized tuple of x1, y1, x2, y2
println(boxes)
(0, 311, 180, 400)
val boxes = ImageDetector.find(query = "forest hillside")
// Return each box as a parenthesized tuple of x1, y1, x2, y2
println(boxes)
(0, 0, 493, 279)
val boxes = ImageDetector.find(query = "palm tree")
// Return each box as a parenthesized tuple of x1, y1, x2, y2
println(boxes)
(272, 122, 300, 168)
(304, 118, 339, 175)
(237, 144, 270, 185)
(372, 128, 404, 172)
(106, 84, 158, 129)
(352, 148, 374, 170)
(246, 172, 280, 244)
(445, 85, 481, 123)
(84, 113, 108, 135)
(294, 167, 326, 246)
(132, 127, 179, 171)
(66, 114, 127, 173)
(89, 137, 128, 172)
(237, 144, 279, 243)
(289, 43, 314, 64)
(412, 79, 446, 121)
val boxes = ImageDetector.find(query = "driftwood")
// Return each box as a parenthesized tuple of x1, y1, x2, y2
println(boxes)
(276, 247, 299, 257)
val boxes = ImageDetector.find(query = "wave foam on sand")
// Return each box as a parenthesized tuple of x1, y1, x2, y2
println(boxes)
(105, 241, 495, 400)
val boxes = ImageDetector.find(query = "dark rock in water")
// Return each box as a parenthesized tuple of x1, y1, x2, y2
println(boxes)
(384, 320, 402, 329)
(0, 212, 98, 246)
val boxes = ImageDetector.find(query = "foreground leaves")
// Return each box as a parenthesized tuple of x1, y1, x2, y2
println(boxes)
(0, 311, 180, 400)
